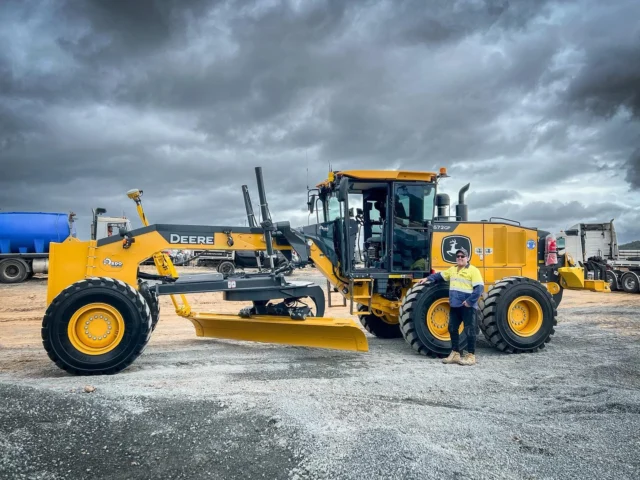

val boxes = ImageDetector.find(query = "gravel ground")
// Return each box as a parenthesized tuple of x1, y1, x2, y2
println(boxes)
(1, 270, 640, 479)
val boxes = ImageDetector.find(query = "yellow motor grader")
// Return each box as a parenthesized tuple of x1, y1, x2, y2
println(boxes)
(41, 167, 608, 375)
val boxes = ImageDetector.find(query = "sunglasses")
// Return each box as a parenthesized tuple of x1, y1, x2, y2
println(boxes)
(456, 255, 466, 258)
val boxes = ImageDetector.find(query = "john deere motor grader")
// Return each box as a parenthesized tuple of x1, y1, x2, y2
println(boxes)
(41, 167, 607, 375)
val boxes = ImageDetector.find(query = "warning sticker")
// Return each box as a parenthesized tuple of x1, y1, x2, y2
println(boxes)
(527, 240, 536, 250)
(485, 248, 493, 255)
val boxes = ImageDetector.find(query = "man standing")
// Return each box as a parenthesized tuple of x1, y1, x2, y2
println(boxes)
(420, 247, 484, 366)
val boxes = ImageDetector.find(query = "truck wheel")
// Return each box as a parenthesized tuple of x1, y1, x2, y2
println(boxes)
(620, 272, 640, 293)
(479, 277, 556, 353)
(358, 306, 402, 339)
(217, 261, 235, 275)
(0, 259, 29, 284)
(398, 282, 467, 357)
(41, 277, 152, 375)
(606, 270, 619, 291)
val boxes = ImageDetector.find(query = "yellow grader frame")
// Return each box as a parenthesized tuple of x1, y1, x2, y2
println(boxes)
(40, 166, 608, 375)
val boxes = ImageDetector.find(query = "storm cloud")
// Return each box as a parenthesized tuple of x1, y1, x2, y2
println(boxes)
(1, 0, 639, 243)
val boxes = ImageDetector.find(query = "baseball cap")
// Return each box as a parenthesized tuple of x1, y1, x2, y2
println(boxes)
(455, 248, 468, 257)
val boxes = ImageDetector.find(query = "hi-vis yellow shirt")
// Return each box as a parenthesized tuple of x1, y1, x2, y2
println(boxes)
(427, 264, 484, 308)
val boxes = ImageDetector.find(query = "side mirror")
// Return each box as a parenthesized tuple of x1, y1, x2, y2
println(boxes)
(337, 178, 349, 202)
(307, 194, 316, 214)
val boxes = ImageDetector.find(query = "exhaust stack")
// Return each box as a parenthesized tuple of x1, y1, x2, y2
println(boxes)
(456, 183, 470, 222)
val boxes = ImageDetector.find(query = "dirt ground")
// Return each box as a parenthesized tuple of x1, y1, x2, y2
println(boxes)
(1, 267, 639, 479)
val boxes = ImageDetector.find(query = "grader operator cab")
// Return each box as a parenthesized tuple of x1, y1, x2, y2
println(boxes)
(40, 166, 608, 375)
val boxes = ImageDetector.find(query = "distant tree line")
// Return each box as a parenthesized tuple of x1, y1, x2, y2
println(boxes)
(620, 240, 640, 250)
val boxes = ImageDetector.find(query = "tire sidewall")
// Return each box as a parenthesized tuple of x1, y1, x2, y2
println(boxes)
(48, 286, 148, 373)
(139, 282, 160, 331)
(410, 283, 468, 354)
(494, 281, 555, 350)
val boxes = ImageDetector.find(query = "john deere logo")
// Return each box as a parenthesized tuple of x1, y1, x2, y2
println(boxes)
(442, 235, 472, 264)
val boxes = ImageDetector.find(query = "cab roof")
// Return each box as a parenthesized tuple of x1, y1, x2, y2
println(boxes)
(316, 169, 440, 188)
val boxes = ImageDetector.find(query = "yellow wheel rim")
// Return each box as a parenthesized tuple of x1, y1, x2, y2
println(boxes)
(545, 282, 560, 295)
(425, 299, 462, 341)
(507, 296, 543, 337)
(67, 303, 125, 355)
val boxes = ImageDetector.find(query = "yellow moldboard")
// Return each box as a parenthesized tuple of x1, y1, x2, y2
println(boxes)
(186, 313, 369, 353)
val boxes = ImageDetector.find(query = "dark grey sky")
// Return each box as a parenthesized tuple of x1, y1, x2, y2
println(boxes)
(1, 0, 639, 242)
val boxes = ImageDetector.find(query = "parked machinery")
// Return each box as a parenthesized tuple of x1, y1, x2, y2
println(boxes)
(40, 166, 608, 375)
(556, 220, 640, 294)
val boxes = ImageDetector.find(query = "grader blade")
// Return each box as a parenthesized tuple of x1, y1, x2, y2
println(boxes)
(187, 313, 369, 352)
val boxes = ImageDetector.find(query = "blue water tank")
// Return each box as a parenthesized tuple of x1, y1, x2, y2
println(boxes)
(0, 212, 71, 254)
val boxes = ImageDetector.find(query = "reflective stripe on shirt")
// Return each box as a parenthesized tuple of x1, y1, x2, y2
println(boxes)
(435, 264, 485, 308)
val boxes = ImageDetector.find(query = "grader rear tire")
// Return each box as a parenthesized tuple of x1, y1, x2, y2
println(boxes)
(479, 277, 557, 353)
(41, 277, 152, 375)
(358, 306, 402, 339)
(398, 282, 467, 357)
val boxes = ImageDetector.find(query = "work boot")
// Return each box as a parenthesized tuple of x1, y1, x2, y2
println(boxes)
(442, 351, 460, 364)
(458, 353, 476, 366)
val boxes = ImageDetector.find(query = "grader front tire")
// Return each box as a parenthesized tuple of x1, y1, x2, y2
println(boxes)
(357, 306, 402, 339)
(479, 277, 557, 353)
(41, 277, 153, 375)
(139, 280, 161, 332)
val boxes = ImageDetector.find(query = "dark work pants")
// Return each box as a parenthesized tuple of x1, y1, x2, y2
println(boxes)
(449, 306, 477, 354)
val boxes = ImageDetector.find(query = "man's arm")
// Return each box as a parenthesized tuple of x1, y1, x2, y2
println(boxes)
(425, 272, 444, 283)
(421, 267, 450, 284)
(464, 268, 485, 306)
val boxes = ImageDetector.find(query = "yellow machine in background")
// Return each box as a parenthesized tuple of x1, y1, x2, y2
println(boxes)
(40, 166, 608, 375)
